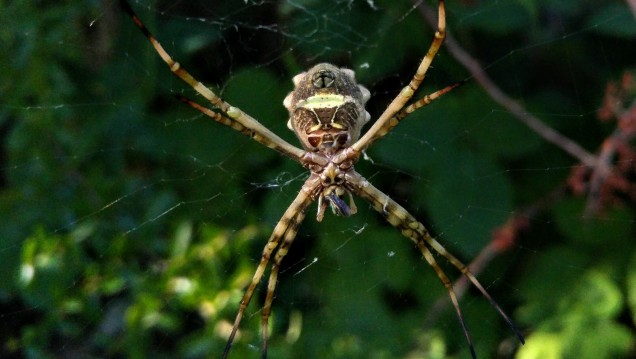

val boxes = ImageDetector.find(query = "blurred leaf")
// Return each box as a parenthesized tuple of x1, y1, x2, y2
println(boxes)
(457, 1, 533, 33)
(588, 3, 636, 38)
(552, 198, 634, 246)
(519, 262, 634, 359)
(424, 149, 513, 256)
(628, 251, 636, 328)
(224, 68, 291, 137)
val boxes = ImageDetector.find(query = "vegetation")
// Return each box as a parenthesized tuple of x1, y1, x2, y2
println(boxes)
(1, 1, 635, 358)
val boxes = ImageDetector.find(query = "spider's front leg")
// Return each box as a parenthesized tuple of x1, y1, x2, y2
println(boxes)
(119, 0, 306, 163)
(351, 0, 460, 153)
(346, 172, 525, 359)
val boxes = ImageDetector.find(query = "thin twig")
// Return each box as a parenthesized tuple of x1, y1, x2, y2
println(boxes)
(628, 0, 636, 18)
(414, 1, 598, 168)
(584, 80, 636, 215)
(409, 0, 590, 332)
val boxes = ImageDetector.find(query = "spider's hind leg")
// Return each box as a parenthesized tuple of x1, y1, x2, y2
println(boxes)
(348, 172, 524, 358)
(222, 189, 314, 358)
(261, 203, 307, 356)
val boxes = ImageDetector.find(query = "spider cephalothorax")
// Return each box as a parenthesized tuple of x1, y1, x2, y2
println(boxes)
(302, 158, 359, 222)
(284, 63, 371, 153)
(120, 1, 525, 357)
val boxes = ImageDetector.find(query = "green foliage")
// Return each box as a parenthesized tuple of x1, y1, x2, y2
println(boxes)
(1, 1, 635, 358)
(518, 269, 632, 359)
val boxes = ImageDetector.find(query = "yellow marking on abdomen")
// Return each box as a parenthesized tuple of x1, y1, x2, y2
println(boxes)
(298, 94, 346, 109)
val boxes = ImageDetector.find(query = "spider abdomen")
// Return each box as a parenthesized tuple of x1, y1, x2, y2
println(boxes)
(284, 63, 371, 152)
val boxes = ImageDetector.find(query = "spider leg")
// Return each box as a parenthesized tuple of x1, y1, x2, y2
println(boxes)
(261, 205, 307, 357)
(359, 81, 463, 149)
(416, 237, 476, 359)
(119, 0, 306, 162)
(347, 172, 525, 358)
(176, 96, 303, 159)
(223, 186, 314, 359)
(352, 0, 451, 153)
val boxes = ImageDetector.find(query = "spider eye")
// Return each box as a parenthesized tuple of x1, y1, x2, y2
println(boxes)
(312, 70, 336, 89)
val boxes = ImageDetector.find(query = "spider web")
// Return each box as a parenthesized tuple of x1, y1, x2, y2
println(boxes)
(1, 1, 636, 358)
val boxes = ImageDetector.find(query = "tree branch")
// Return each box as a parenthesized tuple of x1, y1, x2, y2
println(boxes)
(414, 1, 598, 168)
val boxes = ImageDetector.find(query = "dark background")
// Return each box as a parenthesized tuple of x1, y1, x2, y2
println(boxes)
(1, 0, 635, 358)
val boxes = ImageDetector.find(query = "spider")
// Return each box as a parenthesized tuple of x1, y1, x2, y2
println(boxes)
(120, 1, 525, 357)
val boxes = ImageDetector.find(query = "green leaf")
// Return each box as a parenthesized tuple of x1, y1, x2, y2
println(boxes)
(587, 3, 636, 38)
(552, 198, 635, 246)
(518, 269, 633, 359)
(628, 251, 636, 327)
(423, 149, 513, 256)
(457, 1, 533, 33)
